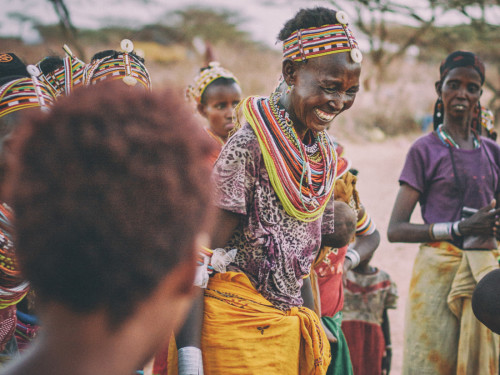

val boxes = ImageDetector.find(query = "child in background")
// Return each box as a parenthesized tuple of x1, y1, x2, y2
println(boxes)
(341, 255, 398, 375)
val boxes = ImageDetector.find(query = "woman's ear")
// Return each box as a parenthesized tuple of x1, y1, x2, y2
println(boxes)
(434, 80, 441, 97)
(197, 103, 208, 118)
(282, 58, 298, 87)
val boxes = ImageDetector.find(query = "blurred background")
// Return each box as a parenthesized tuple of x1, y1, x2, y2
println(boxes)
(2, 0, 499, 140)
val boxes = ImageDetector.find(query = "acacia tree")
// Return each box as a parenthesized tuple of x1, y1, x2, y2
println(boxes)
(326, 0, 500, 122)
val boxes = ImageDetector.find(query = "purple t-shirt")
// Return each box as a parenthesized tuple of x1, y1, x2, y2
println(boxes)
(399, 132, 500, 224)
(213, 123, 335, 310)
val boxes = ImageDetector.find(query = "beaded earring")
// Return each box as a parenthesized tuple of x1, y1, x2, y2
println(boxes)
(436, 97, 443, 118)
(286, 84, 294, 94)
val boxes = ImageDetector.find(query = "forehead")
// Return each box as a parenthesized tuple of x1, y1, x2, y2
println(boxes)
(299, 52, 361, 83)
(444, 66, 482, 84)
(204, 82, 241, 101)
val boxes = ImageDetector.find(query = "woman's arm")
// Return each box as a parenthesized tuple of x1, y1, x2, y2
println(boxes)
(353, 205, 380, 261)
(387, 183, 431, 243)
(175, 208, 240, 349)
(388, 184, 500, 243)
(344, 205, 380, 274)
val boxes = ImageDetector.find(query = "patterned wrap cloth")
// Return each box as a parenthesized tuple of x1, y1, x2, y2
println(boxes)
(403, 242, 499, 375)
(168, 272, 331, 375)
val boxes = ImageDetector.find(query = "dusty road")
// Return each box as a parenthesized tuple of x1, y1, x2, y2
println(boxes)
(343, 136, 423, 375)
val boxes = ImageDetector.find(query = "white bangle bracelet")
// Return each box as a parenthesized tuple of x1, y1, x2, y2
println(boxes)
(178, 346, 204, 375)
(452, 221, 462, 237)
(345, 247, 361, 268)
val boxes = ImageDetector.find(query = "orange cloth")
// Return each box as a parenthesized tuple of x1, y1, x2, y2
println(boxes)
(168, 272, 331, 374)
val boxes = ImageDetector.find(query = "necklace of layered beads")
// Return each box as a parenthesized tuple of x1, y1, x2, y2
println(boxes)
(239, 92, 337, 222)
(436, 124, 480, 149)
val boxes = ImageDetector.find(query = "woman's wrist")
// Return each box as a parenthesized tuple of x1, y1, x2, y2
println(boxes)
(345, 246, 360, 268)
(429, 222, 453, 241)
(452, 220, 463, 237)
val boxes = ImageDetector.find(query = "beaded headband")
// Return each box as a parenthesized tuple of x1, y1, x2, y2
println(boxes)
(282, 11, 362, 63)
(0, 66, 56, 119)
(84, 39, 152, 90)
(37, 45, 86, 97)
(186, 62, 239, 103)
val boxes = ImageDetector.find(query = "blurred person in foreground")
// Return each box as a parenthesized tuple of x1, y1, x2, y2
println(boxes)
(388, 51, 500, 375)
(0, 82, 215, 375)
(172, 6, 365, 374)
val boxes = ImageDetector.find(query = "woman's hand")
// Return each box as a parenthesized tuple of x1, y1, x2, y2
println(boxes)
(459, 200, 500, 237)
(342, 257, 352, 286)
(321, 320, 338, 343)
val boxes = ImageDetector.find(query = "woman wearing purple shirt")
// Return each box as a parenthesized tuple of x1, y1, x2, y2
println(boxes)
(388, 51, 500, 375)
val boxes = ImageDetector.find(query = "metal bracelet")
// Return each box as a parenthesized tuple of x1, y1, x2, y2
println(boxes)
(178, 346, 204, 375)
(345, 247, 361, 268)
(452, 221, 462, 237)
(431, 222, 453, 240)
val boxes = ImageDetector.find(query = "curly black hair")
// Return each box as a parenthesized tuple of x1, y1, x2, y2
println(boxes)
(277, 7, 338, 41)
(5, 82, 215, 328)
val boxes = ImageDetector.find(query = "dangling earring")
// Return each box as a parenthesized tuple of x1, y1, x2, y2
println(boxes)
(436, 97, 442, 118)
(286, 84, 294, 95)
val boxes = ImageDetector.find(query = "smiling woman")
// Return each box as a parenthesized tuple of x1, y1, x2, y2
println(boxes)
(171, 6, 364, 375)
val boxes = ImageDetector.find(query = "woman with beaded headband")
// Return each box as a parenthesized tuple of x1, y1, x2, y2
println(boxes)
(187, 62, 242, 162)
(173, 7, 364, 375)
(84, 39, 151, 90)
(388, 51, 500, 375)
(0, 54, 56, 365)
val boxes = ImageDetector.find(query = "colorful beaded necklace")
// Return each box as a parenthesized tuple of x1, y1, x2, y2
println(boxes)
(239, 92, 337, 222)
(0, 204, 29, 309)
(436, 124, 480, 149)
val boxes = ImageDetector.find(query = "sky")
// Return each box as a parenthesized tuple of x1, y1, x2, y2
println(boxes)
(2, 0, 499, 49)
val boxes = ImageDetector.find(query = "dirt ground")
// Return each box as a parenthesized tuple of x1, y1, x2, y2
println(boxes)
(342, 135, 423, 375)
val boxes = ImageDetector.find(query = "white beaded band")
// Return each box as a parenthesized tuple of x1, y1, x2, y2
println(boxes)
(431, 222, 453, 241)
(178, 346, 204, 375)
(345, 247, 361, 268)
(452, 221, 462, 237)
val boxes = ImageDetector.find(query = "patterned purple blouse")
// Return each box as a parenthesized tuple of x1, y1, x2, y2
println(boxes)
(213, 123, 335, 310)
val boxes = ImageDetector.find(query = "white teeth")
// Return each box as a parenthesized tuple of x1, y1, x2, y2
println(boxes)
(455, 105, 465, 110)
(314, 108, 335, 122)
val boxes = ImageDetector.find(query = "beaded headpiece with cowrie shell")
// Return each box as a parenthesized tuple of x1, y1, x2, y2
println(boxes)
(84, 39, 152, 90)
(282, 11, 362, 64)
(37, 45, 86, 97)
(0, 65, 56, 119)
(186, 62, 239, 104)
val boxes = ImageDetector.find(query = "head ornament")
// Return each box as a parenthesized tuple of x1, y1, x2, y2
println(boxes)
(282, 11, 362, 63)
(0, 66, 56, 118)
(186, 62, 239, 103)
(84, 39, 151, 90)
(37, 45, 86, 97)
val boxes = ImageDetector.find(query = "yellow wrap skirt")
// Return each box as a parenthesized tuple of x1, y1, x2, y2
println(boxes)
(402, 242, 499, 375)
(169, 271, 331, 374)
